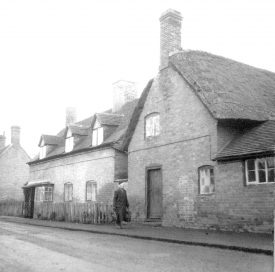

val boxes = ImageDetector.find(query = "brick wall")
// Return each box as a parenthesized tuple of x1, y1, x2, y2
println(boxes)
(29, 148, 116, 205)
(159, 10, 182, 70)
(128, 66, 274, 233)
(195, 161, 274, 233)
(0, 146, 30, 200)
(128, 67, 217, 226)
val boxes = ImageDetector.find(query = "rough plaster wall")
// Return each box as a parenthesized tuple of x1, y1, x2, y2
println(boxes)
(29, 148, 116, 205)
(0, 146, 30, 200)
(114, 150, 128, 180)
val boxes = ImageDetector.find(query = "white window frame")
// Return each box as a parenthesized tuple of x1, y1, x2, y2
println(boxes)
(39, 145, 47, 159)
(39, 139, 47, 159)
(86, 181, 97, 202)
(65, 129, 74, 152)
(198, 165, 215, 195)
(245, 157, 275, 185)
(35, 186, 53, 202)
(92, 120, 104, 146)
(145, 113, 160, 138)
(64, 182, 73, 202)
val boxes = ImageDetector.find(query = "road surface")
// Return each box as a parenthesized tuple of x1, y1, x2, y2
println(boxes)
(0, 221, 272, 272)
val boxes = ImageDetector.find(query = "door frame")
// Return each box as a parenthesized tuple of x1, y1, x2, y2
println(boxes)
(145, 164, 163, 221)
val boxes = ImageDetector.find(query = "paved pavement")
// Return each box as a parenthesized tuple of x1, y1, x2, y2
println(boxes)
(0, 216, 273, 255)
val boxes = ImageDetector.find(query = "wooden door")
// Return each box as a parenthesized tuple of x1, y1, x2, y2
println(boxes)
(147, 168, 162, 219)
(23, 187, 35, 218)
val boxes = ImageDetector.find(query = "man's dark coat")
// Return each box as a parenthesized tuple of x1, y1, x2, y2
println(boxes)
(113, 188, 129, 210)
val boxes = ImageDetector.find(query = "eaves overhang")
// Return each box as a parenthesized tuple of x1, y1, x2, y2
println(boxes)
(27, 142, 115, 165)
(214, 150, 275, 162)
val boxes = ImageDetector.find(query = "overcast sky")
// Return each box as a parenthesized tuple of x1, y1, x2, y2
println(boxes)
(0, 0, 275, 157)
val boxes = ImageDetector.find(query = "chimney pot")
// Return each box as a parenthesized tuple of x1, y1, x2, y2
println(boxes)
(159, 9, 182, 70)
(66, 107, 77, 126)
(112, 80, 137, 112)
(11, 126, 20, 146)
(0, 132, 6, 149)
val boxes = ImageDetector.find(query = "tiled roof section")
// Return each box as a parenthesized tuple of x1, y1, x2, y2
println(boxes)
(170, 50, 275, 121)
(215, 121, 275, 160)
(68, 125, 89, 136)
(29, 99, 138, 163)
(41, 135, 63, 146)
(96, 113, 124, 126)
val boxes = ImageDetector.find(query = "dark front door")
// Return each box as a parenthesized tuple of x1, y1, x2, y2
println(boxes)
(147, 168, 162, 220)
(23, 187, 35, 218)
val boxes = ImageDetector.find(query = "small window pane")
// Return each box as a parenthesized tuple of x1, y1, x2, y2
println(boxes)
(257, 159, 266, 170)
(199, 166, 214, 194)
(248, 171, 256, 182)
(98, 127, 103, 145)
(92, 130, 97, 146)
(86, 181, 97, 201)
(268, 169, 275, 182)
(64, 183, 73, 202)
(145, 113, 160, 138)
(247, 159, 255, 170)
(266, 157, 275, 168)
(258, 170, 266, 183)
(44, 186, 53, 201)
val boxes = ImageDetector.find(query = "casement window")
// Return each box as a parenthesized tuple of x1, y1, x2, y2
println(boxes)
(65, 130, 74, 153)
(145, 113, 160, 138)
(64, 182, 73, 202)
(35, 186, 53, 202)
(199, 166, 215, 194)
(39, 145, 47, 159)
(92, 121, 103, 146)
(86, 181, 97, 202)
(245, 157, 275, 184)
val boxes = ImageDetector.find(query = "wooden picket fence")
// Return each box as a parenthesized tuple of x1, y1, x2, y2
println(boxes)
(0, 200, 24, 217)
(33, 202, 115, 224)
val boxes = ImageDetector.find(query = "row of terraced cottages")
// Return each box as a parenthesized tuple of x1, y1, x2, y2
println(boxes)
(24, 9, 275, 233)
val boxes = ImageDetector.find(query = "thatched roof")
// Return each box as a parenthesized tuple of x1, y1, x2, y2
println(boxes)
(215, 121, 275, 161)
(121, 79, 154, 151)
(170, 50, 275, 121)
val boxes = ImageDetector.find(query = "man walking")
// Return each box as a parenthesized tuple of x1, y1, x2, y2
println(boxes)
(113, 181, 129, 229)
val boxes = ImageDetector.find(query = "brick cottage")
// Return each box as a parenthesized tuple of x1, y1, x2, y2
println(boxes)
(122, 9, 275, 233)
(24, 80, 137, 218)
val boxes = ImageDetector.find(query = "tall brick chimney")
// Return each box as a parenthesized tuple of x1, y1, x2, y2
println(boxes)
(65, 107, 77, 126)
(0, 132, 6, 149)
(11, 126, 20, 146)
(159, 9, 182, 70)
(112, 80, 137, 112)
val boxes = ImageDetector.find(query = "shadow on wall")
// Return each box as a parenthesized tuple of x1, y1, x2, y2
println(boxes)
(128, 195, 146, 222)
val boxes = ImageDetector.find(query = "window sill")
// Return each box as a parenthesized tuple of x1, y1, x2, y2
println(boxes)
(198, 193, 215, 196)
(246, 182, 275, 186)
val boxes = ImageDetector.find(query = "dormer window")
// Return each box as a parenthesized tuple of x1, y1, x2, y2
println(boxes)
(65, 129, 74, 152)
(39, 139, 47, 159)
(145, 113, 160, 138)
(92, 120, 103, 146)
